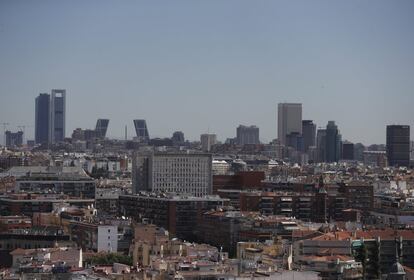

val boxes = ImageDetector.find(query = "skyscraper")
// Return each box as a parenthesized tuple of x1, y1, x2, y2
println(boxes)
(325, 121, 341, 163)
(342, 141, 354, 160)
(5, 131, 23, 147)
(316, 129, 326, 163)
(35, 93, 50, 145)
(133, 119, 149, 143)
(386, 125, 410, 167)
(277, 103, 302, 145)
(236, 125, 260, 145)
(95, 119, 110, 139)
(49, 89, 66, 143)
(200, 134, 217, 152)
(302, 120, 316, 152)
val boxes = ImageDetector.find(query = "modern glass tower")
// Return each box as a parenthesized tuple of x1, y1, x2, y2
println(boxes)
(49, 89, 66, 143)
(386, 125, 410, 167)
(302, 120, 316, 152)
(325, 121, 341, 163)
(133, 119, 150, 143)
(95, 119, 110, 139)
(35, 93, 50, 144)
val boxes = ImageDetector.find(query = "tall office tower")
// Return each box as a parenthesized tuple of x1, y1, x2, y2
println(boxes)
(386, 125, 410, 167)
(5, 131, 23, 147)
(302, 120, 316, 152)
(316, 129, 326, 163)
(132, 152, 212, 197)
(325, 121, 342, 163)
(236, 125, 260, 145)
(95, 119, 110, 139)
(172, 131, 185, 145)
(411, 141, 414, 160)
(342, 141, 354, 160)
(277, 103, 302, 145)
(133, 119, 150, 143)
(49, 89, 66, 143)
(286, 132, 303, 151)
(35, 93, 50, 145)
(200, 134, 217, 152)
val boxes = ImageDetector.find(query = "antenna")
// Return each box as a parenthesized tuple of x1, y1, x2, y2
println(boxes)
(125, 125, 127, 141)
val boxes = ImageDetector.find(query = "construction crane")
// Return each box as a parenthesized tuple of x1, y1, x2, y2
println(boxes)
(0, 122, 9, 147)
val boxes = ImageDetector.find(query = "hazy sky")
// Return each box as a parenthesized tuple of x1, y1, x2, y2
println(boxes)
(1, 0, 413, 145)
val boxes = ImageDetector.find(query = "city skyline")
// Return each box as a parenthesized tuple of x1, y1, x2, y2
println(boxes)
(1, 1, 414, 144)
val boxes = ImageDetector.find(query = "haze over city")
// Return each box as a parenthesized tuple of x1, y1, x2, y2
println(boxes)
(1, 0, 414, 144)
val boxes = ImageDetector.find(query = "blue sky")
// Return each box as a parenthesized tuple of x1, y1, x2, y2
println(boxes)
(0, 0, 413, 144)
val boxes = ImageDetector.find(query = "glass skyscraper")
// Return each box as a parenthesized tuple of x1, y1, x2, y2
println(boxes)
(35, 93, 50, 144)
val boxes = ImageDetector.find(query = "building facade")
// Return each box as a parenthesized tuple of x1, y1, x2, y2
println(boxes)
(302, 120, 316, 153)
(316, 129, 327, 163)
(386, 125, 410, 167)
(277, 103, 302, 145)
(119, 193, 228, 240)
(133, 119, 150, 143)
(35, 93, 50, 145)
(49, 89, 66, 143)
(5, 131, 23, 147)
(132, 152, 213, 196)
(326, 121, 341, 163)
(342, 142, 354, 160)
(95, 119, 109, 139)
(236, 125, 260, 145)
(200, 134, 217, 152)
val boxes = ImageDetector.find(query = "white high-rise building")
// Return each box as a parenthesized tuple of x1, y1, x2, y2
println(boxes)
(277, 103, 302, 145)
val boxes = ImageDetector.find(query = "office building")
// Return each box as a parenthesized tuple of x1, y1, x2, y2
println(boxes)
(133, 119, 149, 143)
(302, 120, 316, 152)
(35, 93, 50, 145)
(325, 121, 342, 163)
(1, 166, 96, 199)
(286, 132, 303, 152)
(49, 89, 66, 143)
(172, 131, 185, 145)
(200, 133, 217, 152)
(342, 141, 354, 160)
(95, 119, 109, 139)
(236, 125, 260, 145)
(386, 125, 410, 167)
(5, 131, 23, 147)
(277, 103, 302, 145)
(119, 193, 228, 240)
(316, 129, 326, 163)
(132, 152, 212, 196)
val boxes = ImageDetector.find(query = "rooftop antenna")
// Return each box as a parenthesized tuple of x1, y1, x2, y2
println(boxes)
(125, 125, 127, 141)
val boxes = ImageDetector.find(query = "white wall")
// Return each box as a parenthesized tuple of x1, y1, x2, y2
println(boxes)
(97, 225, 118, 253)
